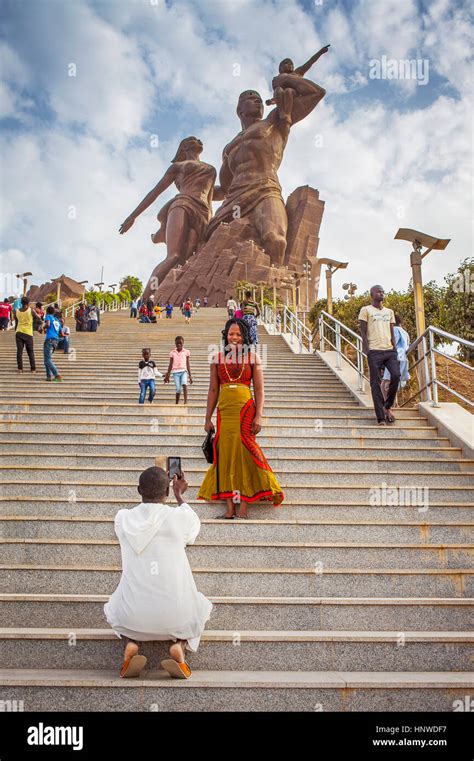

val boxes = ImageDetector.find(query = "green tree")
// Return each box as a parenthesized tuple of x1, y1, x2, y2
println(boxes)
(119, 276, 143, 300)
(118, 288, 131, 302)
(443, 258, 474, 362)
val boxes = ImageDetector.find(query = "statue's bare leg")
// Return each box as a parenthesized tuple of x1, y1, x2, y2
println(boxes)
(143, 207, 198, 299)
(250, 196, 288, 266)
(273, 86, 295, 125)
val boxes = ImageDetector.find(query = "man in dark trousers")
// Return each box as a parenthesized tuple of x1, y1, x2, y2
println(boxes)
(359, 285, 400, 425)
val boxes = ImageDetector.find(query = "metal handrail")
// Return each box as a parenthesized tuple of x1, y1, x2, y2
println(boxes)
(63, 298, 129, 318)
(319, 310, 367, 393)
(262, 305, 313, 353)
(406, 325, 473, 408)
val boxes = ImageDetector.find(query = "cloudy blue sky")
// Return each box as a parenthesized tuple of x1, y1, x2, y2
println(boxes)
(0, 0, 472, 298)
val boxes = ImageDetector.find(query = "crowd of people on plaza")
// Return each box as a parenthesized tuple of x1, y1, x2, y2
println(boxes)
(3, 294, 104, 381)
(74, 301, 101, 332)
(6, 296, 72, 381)
(131, 294, 210, 324)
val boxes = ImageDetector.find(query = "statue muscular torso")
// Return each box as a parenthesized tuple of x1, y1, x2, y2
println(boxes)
(224, 117, 288, 192)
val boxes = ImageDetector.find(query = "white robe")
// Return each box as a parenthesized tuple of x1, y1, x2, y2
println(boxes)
(104, 501, 212, 651)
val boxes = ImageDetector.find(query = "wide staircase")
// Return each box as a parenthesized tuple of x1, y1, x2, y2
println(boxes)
(0, 308, 472, 711)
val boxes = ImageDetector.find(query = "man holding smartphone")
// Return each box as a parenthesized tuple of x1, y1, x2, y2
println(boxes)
(104, 466, 212, 680)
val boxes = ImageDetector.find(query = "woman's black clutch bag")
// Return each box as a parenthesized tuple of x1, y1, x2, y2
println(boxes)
(202, 431, 214, 463)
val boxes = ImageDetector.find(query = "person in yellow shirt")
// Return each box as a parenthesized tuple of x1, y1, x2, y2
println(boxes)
(154, 304, 161, 319)
(359, 285, 399, 425)
(14, 296, 36, 373)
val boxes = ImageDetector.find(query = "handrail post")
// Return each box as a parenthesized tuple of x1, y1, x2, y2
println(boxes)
(283, 307, 287, 335)
(429, 329, 439, 407)
(422, 334, 432, 402)
(335, 322, 342, 369)
(319, 314, 325, 352)
(357, 337, 365, 392)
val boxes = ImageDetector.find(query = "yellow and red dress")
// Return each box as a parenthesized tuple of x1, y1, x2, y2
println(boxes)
(198, 353, 284, 506)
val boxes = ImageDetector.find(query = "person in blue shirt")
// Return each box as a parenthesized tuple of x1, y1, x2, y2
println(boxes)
(43, 305, 64, 382)
(165, 302, 173, 319)
(381, 315, 410, 403)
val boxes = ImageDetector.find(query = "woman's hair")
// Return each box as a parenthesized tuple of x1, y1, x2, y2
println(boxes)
(221, 318, 252, 352)
(46, 305, 55, 315)
(394, 314, 402, 326)
(244, 290, 252, 298)
(36, 301, 43, 308)
(21, 296, 29, 306)
(171, 137, 198, 163)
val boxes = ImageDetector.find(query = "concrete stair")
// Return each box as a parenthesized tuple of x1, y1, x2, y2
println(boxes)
(0, 308, 472, 711)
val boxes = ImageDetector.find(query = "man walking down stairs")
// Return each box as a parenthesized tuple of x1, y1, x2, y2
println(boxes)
(0, 308, 472, 711)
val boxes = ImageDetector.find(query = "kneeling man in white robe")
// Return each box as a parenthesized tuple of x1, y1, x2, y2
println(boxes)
(104, 466, 212, 679)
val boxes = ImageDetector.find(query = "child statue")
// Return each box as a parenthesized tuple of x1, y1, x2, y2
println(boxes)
(266, 45, 330, 124)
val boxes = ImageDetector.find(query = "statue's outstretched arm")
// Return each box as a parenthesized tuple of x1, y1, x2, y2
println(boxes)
(267, 75, 325, 130)
(119, 165, 176, 234)
(289, 82, 326, 124)
(295, 44, 330, 76)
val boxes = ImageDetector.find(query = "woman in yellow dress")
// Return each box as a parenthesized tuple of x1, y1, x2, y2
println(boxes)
(198, 318, 284, 518)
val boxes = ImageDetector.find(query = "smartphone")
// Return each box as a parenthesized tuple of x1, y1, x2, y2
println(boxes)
(167, 456, 182, 480)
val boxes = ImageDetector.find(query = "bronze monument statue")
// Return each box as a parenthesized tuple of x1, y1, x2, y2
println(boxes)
(205, 70, 326, 265)
(119, 136, 222, 296)
(119, 48, 329, 303)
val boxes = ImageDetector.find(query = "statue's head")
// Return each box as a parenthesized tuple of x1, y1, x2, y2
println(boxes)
(278, 58, 294, 73)
(171, 136, 203, 163)
(236, 91, 264, 122)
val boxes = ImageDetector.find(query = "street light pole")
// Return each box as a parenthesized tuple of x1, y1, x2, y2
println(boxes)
(304, 262, 310, 310)
(395, 228, 450, 402)
(318, 259, 349, 316)
(79, 281, 89, 302)
(16, 272, 33, 297)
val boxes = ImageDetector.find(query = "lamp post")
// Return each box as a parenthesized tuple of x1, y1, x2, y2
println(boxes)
(317, 258, 348, 315)
(395, 228, 450, 402)
(16, 272, 32, 297)
(51, 277, 62, 306)
(108, 283, 117, 294)
(303, 261, 311, 310)
(257, 281, 266, 315)
(342, 282, 358, 300)
(79, 280, 88, 302)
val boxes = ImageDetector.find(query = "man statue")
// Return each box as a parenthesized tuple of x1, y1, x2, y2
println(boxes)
(205, 71, 326, 266)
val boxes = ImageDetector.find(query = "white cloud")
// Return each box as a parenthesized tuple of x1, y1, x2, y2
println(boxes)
(0, 0, 471, 303)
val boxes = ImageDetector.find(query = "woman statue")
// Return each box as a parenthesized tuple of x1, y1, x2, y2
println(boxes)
(119, 137, 222, 297)
(198, 318, 284, 518)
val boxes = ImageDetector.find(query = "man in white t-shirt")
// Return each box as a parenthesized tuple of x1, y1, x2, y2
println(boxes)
(359, 285, 399, 425)
(227, 297, 237, 317)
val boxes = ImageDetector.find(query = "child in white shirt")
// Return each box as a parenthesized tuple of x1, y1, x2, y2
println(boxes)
(138, 348, 163, 404)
